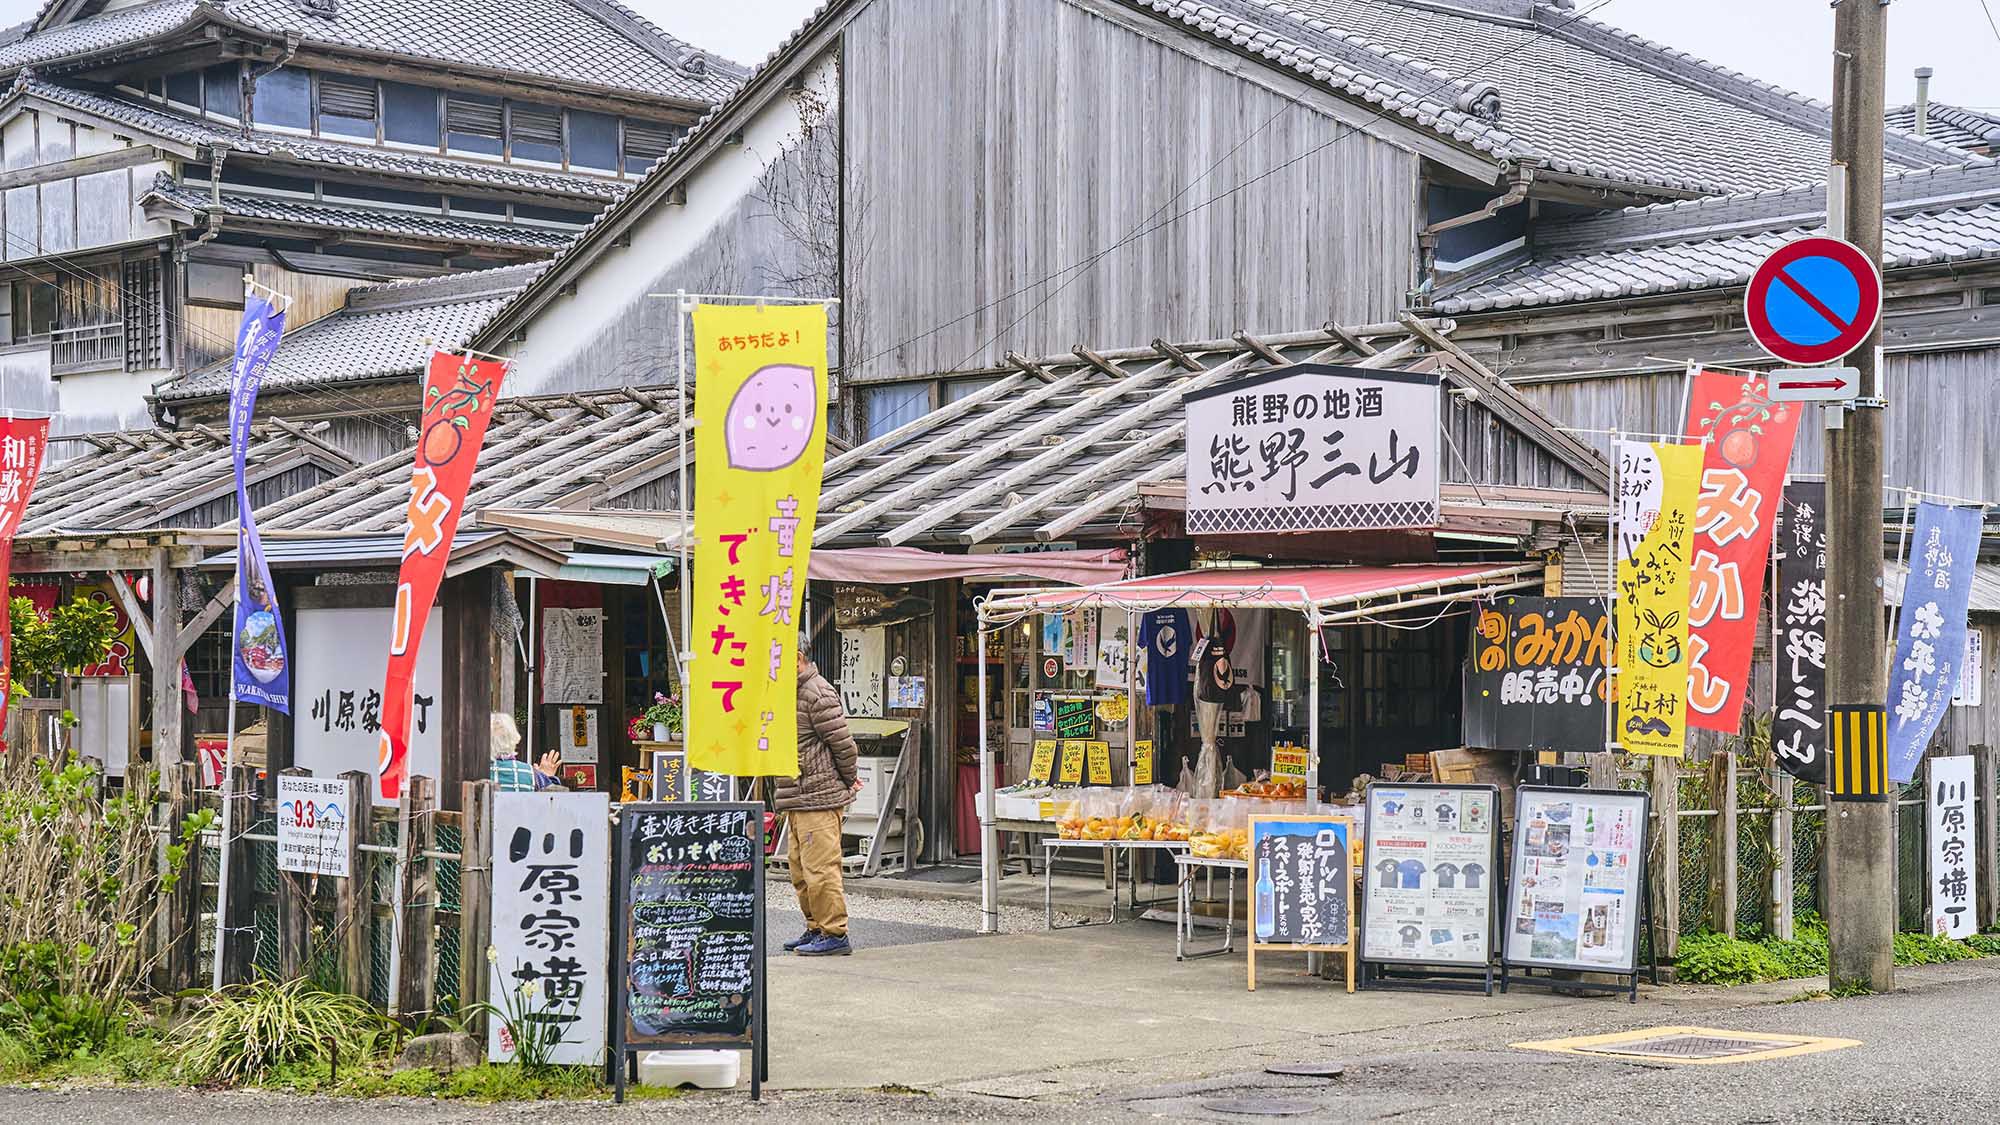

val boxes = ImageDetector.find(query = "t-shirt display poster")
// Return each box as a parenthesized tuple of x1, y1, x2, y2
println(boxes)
(1360, 783, 1498, 968)
(1503, 786, 1649, 974)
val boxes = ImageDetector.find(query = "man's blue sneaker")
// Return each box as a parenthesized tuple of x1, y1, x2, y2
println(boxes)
(796, 933, 851, 956)
(782, 929, 820, 951)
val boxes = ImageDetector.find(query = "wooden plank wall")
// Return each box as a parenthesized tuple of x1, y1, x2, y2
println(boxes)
(1515, 347, 2000, 501)
(839, 0, 1420, 382)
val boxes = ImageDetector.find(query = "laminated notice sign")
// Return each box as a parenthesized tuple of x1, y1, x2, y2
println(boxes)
(1502, 786, 1648, 975)
(1360, 783, 1498, 969)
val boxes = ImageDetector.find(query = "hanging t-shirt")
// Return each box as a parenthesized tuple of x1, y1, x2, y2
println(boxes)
(1138, 608, 1192, 708)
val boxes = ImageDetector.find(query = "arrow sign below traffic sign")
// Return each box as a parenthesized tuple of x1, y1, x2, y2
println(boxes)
(1745, 236, 1883, 366)
(1769, 366, 1860, 402)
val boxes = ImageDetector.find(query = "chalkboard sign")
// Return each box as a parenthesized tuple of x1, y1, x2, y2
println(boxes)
(1248, 814, 1356, 993)
(612, 802, 766, 1101)
(1054, 697, 1096, 739)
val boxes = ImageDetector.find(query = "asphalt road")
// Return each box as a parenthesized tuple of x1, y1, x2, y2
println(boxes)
(9, 959, 1999, 1123)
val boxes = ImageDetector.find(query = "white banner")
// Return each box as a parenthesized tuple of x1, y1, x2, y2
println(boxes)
(838, 627, 884, 718)
(276, 774, 351, 878)
(541, 608, 604, 704)
(490, 791, 610, 1065)
(1185, 364, 1439, 534)
(1956, 630, 1983, 708)
(1929, 755, 1978, 939)
(295, 606, 442, 782)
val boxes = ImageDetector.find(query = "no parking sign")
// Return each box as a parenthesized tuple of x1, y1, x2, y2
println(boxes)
(1744, 236, 1883, 366)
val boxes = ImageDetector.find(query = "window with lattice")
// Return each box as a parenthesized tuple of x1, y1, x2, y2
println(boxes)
(123, 257, 164, 372)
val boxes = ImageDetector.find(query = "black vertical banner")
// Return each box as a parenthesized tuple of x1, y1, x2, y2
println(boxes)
(1774, 482, 1828, 785)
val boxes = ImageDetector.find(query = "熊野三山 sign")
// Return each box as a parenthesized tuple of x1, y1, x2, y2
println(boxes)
(1185, 364, 1439, 535)
(687, 304, 830, 779)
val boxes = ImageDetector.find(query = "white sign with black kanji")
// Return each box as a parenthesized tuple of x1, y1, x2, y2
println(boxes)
(1184, 364, 1440, 535)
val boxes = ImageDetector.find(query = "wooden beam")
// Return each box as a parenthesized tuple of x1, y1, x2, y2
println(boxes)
(1150, 338, 1206, 372)
(959, 424, 1187, 544)
(1003, 351, 1059, 384)
(148, 550, 184, 763)
(1233, 330, 1289, 367)
(335, 770, 373, 999)
(269, 417, 362, 467)
(1073, 346, 1133, 379)
(456, 780, 494, 1039)
(394, 776, 437, 1023)
(171, 584, 236, 660)
(107, 573, 155, 666)
(1322, 322, 1379, 357)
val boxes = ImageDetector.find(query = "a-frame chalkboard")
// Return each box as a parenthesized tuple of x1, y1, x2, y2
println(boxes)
(611, 801, 768, 1101)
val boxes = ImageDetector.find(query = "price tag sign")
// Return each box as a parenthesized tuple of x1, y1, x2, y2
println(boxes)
(1132, 740, 1154, 786)
(1272, 745, 1309, 785)
(1029, 740, 1057, 784)
(1059, 740, 1086, 784)
(1086, 741, 1112, 785)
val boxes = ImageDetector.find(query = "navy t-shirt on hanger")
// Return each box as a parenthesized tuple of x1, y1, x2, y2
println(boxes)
(1138, 607, 1192, 708)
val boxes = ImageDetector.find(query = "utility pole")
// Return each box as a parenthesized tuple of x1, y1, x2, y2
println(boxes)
(1824, 0, 1894, 992)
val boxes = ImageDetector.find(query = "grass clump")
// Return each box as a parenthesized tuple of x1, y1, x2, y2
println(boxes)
(167, 977, 394, 1085)
(1676, 915, 2000, 986)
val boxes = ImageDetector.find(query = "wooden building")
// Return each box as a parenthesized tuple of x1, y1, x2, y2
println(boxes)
(0, 0, 741, 433)
(466, 0, 1964, 440)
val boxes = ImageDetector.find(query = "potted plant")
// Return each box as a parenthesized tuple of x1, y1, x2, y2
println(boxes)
(630, 691, 682, 742)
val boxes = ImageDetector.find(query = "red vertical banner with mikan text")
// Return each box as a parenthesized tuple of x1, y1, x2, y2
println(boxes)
(1682, 371, 1800, 732)
(0, 418, 49, 745)
(376, 352, 505, 800)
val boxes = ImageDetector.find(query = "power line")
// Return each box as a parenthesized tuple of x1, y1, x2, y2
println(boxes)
(855, 0, 1622, 373)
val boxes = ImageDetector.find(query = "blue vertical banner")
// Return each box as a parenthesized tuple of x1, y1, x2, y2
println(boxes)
(1887, 501, 1981, 783)
(229, 293, 291, 712)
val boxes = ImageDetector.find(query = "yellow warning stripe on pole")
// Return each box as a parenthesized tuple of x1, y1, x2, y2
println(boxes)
(1826, 704, 1889, 801)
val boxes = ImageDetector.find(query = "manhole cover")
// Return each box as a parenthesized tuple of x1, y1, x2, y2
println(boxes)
(1202, 1097, 1319, 1116)
(1264, 1062, 1346, 1079)
(1575, 1033, 1808, 1061)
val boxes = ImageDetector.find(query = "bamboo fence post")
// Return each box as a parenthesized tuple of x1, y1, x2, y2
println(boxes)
(1772, 768, 1796, 941)
(158, 761, 201, 992)
(276, 767, 313, 980)
(335, 770, 373, 999)
(457, 780, 495, 1039)
(219, 763, 258, 985)
(1650, 754, 1681, 961)
(395, 776, 437, 1022)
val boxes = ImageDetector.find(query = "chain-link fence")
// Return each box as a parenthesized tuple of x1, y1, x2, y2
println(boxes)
(190, 785, 466, 1019)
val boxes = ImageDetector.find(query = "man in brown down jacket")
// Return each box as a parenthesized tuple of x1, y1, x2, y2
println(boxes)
(777, 655, 860, 956)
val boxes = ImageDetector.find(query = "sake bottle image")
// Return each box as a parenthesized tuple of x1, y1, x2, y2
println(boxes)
(1256, 867, 1276, 940)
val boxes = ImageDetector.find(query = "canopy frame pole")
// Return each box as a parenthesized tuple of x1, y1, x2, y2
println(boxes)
(675, 290, 694, 753)
(977, 600, 999, 934)
(1307, 607, 1321, 811)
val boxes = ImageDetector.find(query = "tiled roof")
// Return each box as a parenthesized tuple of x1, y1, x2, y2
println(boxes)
(1251, 0, 1969, 194)
(0, 0, 746, 105)
(158, 263, 544, 403)
(0, 0, 200, 72)
(14, 76, 624, 200)
(141, 174, 575, 250)
(1434, 162, 2000, 314)
(261, 387, 690, 531)
(20, 421, 357, 536)
(1886, 102, 2000, 155)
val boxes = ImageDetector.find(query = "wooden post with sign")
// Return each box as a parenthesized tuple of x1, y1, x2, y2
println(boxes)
(1772, 769, 1796, 941)
(395, 776, 436, 1022)
(1712, 750, 1738, 937)
(457, 780, 495, 1038)
(334, 770, 372, 998)
(276, 767, 313, 980)
(1649, 755, 1680, 960)
(1977, 745, 2000, 931)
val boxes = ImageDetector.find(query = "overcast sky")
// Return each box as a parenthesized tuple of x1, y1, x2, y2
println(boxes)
(0, 1, 1991, 108)
(635, 0, 2000, 109)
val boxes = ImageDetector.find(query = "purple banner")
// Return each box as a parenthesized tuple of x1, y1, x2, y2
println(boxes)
(229, 294, 290, 712)
(1887, 501, 1981, 784)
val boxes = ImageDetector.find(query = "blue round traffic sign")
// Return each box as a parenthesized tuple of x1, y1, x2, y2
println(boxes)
(1744, 236, 1883, 366)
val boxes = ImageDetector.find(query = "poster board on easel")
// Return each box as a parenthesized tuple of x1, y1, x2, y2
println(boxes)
(1499, 785, 1655, 1003)
(1359, 782, 1501, 994)
(1247, 814, 1355, 994)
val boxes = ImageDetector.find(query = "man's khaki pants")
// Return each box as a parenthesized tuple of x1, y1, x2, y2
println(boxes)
(786, 809, 849, 938)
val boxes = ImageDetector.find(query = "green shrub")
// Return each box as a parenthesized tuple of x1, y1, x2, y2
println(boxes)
(1674, 931, 1780, 985)
(0, 942, 131, 1061)
(1894, 931, 1982, 966)
(168, 977, 394, 1086)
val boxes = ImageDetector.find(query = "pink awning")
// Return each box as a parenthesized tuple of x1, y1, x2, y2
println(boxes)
(980, 562, 1541, 615)
(808, 545, 1127, 586)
